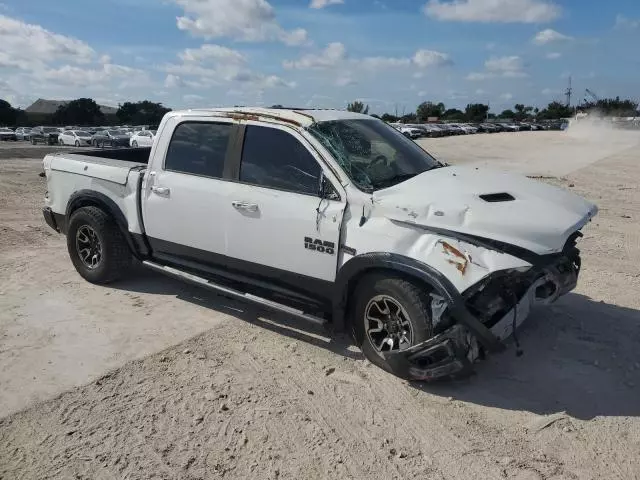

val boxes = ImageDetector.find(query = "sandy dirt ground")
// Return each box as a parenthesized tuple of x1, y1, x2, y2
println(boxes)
(1, 131, 639, 479)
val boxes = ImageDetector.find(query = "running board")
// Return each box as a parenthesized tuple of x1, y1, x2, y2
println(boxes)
(142, 261, 328, 326)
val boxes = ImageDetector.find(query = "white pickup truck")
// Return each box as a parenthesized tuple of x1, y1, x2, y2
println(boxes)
(42, 108, 597, 380)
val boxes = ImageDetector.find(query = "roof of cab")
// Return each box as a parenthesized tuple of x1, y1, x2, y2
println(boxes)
(169, 107, 374, 128)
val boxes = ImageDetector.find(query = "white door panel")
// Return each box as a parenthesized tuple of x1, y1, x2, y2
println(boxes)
(143, 171, 233, 254)
(226, 184, 344, 282)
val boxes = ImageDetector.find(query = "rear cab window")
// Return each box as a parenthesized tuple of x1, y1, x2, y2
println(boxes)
(239, 125, 321, 196)
(164, 122, 233, 178)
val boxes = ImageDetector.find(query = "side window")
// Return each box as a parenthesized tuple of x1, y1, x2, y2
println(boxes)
(165, 122, 232, 178)
(240, 126, 321, 196)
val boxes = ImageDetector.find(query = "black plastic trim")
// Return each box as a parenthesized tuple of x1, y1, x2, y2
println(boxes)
(147, 237, 334, 307)
(65, 190, 142, 258)
(333, 252, 504, 352)
(42, 207, 61, 233)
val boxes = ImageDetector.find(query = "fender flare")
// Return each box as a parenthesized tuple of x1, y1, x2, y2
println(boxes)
(65, 190, 142, 258)
(332, 252, 504, 352)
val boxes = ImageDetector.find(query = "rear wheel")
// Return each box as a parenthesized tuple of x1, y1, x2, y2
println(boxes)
(75, 140, 80, 147)
(351, 275, 433, 371)
(67, 206, 132, 284)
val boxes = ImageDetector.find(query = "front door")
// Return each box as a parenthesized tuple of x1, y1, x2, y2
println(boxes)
(225, 124, 345, 298)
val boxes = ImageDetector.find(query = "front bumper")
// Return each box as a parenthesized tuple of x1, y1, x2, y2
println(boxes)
(377, 252, 580, 381)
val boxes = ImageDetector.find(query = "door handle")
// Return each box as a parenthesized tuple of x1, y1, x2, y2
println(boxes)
(232, 201, 259, 212)
(151, 185, 170, 197)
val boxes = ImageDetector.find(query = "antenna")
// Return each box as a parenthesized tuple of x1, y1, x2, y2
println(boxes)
(565, 76, 572, 107)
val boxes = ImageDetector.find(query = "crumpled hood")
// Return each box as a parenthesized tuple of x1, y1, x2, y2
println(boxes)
(373, 165, 598, 255)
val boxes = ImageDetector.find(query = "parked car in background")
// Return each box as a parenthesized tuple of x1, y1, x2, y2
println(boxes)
(130, 129, 156, 147)
(91, 129, 131, 147)
(500, 123, 521, 132)
(458, 123, 479, 134)
(477, 123, 499, 133)
(410, 124, 445, 138)
(14, 127, 32, 140)
(398, 126, 423, 139)
(58, 130, 93, 147)
(30, 126, 60, 145)
(447, 124, 467, 135)
(0, 127, 17, 141)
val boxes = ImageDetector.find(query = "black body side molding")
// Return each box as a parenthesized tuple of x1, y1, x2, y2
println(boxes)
(65, 190, 149, 259)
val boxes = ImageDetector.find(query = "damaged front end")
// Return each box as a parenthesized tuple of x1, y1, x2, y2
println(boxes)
(375, 233, 583, 381)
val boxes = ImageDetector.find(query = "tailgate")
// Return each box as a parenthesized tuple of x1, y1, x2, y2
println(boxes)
(49, 154, 146, 186)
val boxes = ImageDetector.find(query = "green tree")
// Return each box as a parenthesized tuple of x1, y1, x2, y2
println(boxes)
(381, 113, 398, 122)
(513, 104, 534, 121)
(500, 109, 516, 119)
(400, 113, 417, 123)
(0, 99, 20, 126)
(416, 101, 445, 122)
(346, 101, 369, 114)
(52, 98, 105, 126)
(117, 101, 171, 126)
(442, 108, 464, 120)
(537, 101, 572, 120)
(583, 97, 638, 116)
(464, 103, 489, 122)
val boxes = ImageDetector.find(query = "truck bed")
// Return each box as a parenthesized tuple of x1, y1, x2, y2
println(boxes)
(68, 147, 151, 164)
(47, 148, 150, 186)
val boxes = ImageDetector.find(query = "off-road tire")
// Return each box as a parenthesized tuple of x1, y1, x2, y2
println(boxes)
(67, 206, 132, 284)
(351, 274, 433, 372)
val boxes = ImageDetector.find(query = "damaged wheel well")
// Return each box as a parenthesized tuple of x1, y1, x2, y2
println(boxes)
(333, 253, 505, 352)
(343, 267, 437, 324)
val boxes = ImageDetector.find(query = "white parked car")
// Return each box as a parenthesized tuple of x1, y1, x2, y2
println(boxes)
(130, 130, 156, 147)
(42, 107, 597, 381)
(58, 130, 93, 147)
(398, 126, 422, 139)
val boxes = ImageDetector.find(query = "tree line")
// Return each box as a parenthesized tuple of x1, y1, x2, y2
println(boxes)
(3, 95, 637, 128)
(0, 98, 171, 127)
(347, 97, 639, 123)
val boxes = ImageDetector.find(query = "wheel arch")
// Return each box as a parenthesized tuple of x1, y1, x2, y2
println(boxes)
(65, 190, 141, 258)
(332, 252, 503, 351)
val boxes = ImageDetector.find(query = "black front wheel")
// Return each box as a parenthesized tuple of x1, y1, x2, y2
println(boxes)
(351, 275, 433, 371)
(67, 206, 132, 284)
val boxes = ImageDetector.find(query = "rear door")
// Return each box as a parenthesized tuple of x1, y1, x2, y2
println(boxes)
(224, 123, 345, 296)
(142, 117, 241, 264)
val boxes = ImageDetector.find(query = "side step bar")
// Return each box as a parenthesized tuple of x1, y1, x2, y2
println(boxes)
(142, 261, 328, 327)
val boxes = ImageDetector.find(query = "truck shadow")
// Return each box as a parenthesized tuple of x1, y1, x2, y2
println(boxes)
(417, 293, 640, 420)
(114, 265, 639, 420)
(112, 263, 360, 361)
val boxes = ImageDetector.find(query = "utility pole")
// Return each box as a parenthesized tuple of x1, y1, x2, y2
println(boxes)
(565, 76, 572, 107)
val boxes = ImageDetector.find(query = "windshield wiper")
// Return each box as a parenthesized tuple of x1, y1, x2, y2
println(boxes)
(370, 173, 418, 190)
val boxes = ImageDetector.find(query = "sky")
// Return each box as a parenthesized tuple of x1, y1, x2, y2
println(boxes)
(1, 0, 639, 114)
